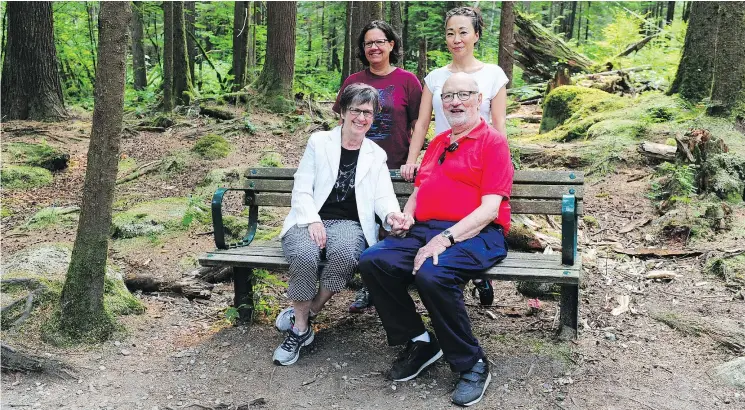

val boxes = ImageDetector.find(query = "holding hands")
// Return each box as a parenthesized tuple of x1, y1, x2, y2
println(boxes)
(308, 222, 327, 249)
(386, 212, 414, 237)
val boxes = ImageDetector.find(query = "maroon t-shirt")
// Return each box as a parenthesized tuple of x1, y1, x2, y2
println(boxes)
(333, 68, 423, 169)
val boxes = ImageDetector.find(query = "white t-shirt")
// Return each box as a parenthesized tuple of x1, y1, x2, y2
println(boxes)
(424, 63, 509, 135)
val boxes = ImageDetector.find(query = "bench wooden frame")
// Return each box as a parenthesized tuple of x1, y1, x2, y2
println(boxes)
(199, 167, 583, 338)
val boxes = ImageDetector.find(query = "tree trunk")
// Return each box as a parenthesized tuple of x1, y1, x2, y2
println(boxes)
(707, 2, 745, 120)
(131, 2, 147, 91)
(255, 1, 297, 109)
(682, 1, 692, 22)
(162, 1, 174, 111)
(341, 1, 353, 84)
(329, 13, 340, 72)
(668, 2, 721, 102)
(248, 1, 257, 74)
(666, 1, 676, 25)
(185, 1, 197, 84)
(232, 1, 249, 91)
(417, 38, 427, 84)
(567, 1, 577, 40)
(403, 2, 410, 65)
(390, 1, 403, 40)
(0, 2, 66, 121)
(172, 1, 192, 105)
(585, 2, 590, 41)
(86, 2, 98, 74)
(498, 1, 516, 88)
(59, 1, 130, 340)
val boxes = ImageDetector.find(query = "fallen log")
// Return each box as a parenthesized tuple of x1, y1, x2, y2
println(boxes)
(617, 34, 659, 58)
(199, 105, 236, 120)
(124, 274, 213, 299)
(116, 160, 161, 185)
(638, 141, 677, 161)
(506, 114, 542, 123)
(613, 247, 703, 258)
(514, 10, 594, 81)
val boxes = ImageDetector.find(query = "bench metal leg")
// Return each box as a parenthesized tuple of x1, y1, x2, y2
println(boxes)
(557, 284, 579, 340)
(233, 267, 254, 324)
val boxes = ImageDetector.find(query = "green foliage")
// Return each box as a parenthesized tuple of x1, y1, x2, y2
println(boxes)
(540, 86, 626, 134)
(705, 255, 745, 283)
(192, 134, 232, 159)
(259, 152, 283, 168)
(1, 166, 54, 189)
(3, 142, 68, 170)
(650, 162, 697, 206)
(25, 206, 80, 230)
(252, 269, 287, 319)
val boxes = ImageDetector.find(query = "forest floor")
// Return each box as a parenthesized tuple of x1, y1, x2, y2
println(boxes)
(1, 102, 744, 410)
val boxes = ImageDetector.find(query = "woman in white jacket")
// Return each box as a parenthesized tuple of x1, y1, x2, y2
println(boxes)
(273, 83, 411, 366)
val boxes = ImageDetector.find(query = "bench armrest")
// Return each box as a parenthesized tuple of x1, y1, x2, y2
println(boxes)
(561, 194, 578, 266)
(212, 188, 259, 250)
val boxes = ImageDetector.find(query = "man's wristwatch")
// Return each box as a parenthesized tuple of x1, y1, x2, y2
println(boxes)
(440, 229, 455, 245)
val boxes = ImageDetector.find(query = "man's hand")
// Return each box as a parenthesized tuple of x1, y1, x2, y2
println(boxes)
(413, 234, 450, 274)
(308, 222, 326, 248)
(400, 163, 419, 182)
(386, 212, 414, 237)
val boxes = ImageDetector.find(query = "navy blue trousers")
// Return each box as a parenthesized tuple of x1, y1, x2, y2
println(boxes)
(358, 220, 508, 372)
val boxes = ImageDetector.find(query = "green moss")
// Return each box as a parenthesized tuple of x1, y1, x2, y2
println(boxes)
(259, 152, 283, 168)
(25, 206, 80, 229)
(3, 141, 69, 170)
(540, 86, 626, 133)
(199, 167, 242, 188)
(705, 255, 745, 283)
(193, 134, 232, 159)
(1, 206, 12, 218)
(583, 215, 599, 228)
(111, 197, 208, 238)
(1, 165, 53, 189)
(699, 153, 745, 203)
(586, 119, 647, 140)
(104, 276, 145, 315)
(118, 157, 137, 175)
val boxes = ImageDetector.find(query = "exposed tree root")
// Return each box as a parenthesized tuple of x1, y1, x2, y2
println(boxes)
(1, 343, 78, 380)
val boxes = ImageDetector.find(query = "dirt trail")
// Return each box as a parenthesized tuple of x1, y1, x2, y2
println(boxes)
(2, 113, 744, 409)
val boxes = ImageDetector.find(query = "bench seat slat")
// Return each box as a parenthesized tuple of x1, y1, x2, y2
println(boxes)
(245, 179, 584, 200)
(246, 168, 584, 185)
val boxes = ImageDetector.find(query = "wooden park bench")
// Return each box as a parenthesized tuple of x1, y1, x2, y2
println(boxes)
(198, 168, 583, 338)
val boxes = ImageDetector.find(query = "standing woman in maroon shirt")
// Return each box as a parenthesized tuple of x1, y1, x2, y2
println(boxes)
(333, 20, 423, 313)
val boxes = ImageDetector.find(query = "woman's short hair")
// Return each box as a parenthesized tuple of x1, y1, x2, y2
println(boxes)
(338, 83, 380, 114)
(445, 7, 484, 41)
(356, 20, 403, 66)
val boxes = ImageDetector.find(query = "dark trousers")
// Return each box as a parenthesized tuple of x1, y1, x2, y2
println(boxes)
(358, 220, 508, 372)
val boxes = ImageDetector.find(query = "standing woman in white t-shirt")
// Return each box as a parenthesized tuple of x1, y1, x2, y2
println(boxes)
(400, 7, 509, 307)
(401, 6, 509, 181)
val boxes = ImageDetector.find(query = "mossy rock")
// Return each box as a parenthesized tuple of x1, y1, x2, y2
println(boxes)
(192, 134, 232, 159)
(3, 142, 69, 171)
(199, 167, 242, 187)
(586, 119, 647, 140)
(540, 86, 626, 133)
(111, 197, 209, 239)
(699, 152, 745, 202)
(1, 243, 143, 331)
(25, 206, 80, 229)
(0, 165, 53, 189)
(705, 254, 745, 284)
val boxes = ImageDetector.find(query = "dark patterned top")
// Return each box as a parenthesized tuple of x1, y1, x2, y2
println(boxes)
(319, 147, 361, 221)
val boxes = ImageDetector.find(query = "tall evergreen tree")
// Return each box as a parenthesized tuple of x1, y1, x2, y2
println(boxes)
(1, 1, 66, 121)
(708, 2, 745, 122)
(255, 1, 297, 111)
(58, 0, 131, 340)
(499, 1, 516, 88)
(173, 1, 192, 105)
(131, 2, 147, 91)
(162, 1, 174, 111)
(232, 1, 250, 91)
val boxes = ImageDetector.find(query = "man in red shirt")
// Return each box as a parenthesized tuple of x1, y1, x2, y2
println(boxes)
(359, 72, 514, 407)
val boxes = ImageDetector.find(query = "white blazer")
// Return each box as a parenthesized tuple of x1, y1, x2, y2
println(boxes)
(280, 126, 401, 246)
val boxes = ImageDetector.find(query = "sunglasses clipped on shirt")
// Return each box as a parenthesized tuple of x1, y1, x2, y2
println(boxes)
(441, 90, 479, 103)
(438, 141, 459, 165)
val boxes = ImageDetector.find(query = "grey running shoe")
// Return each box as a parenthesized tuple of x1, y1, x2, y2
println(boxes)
(349, 287, 373, 313)
(275, 306, 316, 333)
(272, 326, 315, 366)
(451, 359, 491, 407)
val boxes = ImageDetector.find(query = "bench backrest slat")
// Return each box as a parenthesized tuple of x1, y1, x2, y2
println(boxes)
(242, 168, 584, 216)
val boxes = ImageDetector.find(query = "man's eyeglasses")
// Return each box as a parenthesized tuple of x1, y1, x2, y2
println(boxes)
(441, 91, 479, 103)
(363, 39, 390, 48)
(438, 141, 459, 165)
(348, 108, 375, 119)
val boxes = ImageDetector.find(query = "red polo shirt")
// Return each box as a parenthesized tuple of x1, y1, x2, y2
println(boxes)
(414, 119, 514, 232)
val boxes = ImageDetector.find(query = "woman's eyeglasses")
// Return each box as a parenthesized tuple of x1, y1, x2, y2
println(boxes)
(348, 108, 374, 119)
(363, 39, 390, 48)
(441, 91, 479, 103)
(438, 141, 459, 164)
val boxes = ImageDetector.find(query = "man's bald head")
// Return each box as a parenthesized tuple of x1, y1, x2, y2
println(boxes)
(442, 72, 482, 133)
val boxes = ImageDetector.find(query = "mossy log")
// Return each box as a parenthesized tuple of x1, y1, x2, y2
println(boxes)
(124, 274, 213, 299)
(199, 105, 235, 120)
(514, 11, 594, 81)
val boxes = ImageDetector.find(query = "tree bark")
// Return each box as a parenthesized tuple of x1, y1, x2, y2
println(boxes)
(567, 1, 577, 40)
(341, 1, 353, 84)
(707, 2, 745, 120)
(417, 38, 427, 84)
(131, 2, 147, 91)
(232, 1, 249, 91)
(390, 1, 403, 40)
(668, 2, 721, 102)
(172, 1, 192, 105)
(0, 2, 66, 121)
(403, 2, 410, 65)
(86, 2, 98, 75)
(185, 1, 197, 84)
(682, 1, 692, 22)
(666, 1, 676, 25)
(59, 1, 131, 340)
(255, 1, 297, 107)
(498, 1, 516, 88)
(162, 1, 174, 111)
(248, 1, 257, 74)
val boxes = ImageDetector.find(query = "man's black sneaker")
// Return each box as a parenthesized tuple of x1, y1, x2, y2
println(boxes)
(473, 279, 494, 306)
(388, 332, 443, 382)
(451, 359, 491, 407)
